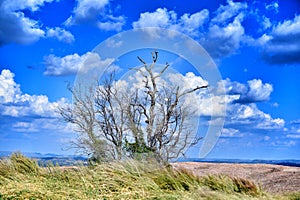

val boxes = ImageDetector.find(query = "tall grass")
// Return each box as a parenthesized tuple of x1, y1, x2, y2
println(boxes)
(0, 153, 295, 199)
(0, 152, 39, 178)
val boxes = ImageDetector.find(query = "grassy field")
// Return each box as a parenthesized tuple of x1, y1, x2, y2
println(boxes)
(0, 153, 299, 199)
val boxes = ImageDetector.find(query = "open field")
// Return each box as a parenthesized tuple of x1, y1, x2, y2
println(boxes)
(172, 162, 300, 194)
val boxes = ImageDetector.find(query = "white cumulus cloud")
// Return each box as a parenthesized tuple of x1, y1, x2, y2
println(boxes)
(97, 15, 125, 31)
(0, 69, 68, 118)
(46, 27, 75, 43)
(0, 0, 47, 45)
(259, 15, 300, 64)
(65, 0, 125, 31)
(211, 0, 247, 24)
(132, 8, 177, 29)
(0, 0, 77, 45)
(227, 103, 285, 130)
(2, 0, 55, 12)
(201, 14, 245, 58)
(66, 0, 109, 24)
(132, 8, 209, 38)
(0, 69, 21, 103)
(221, 78, 273, 103)
(44, 52, 114, 76)
(132, 1, 248, 59)
(221, 128, 243, 138)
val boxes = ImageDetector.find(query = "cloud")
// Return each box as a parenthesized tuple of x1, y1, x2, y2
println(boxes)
(167, 72, 229, 116)
(167, 72, 208, 93)
(286, 133, 300, 139)
(0, 0, 77, 45)
(265, 1, 279, 13)
(2, 95, 68, 118)
(105, 39, 123, 48)
(44, 52, 114, 76)
(0, 69, 21, 103)
(121, 70, 286, 138)
(126, 69, 228, 117)
(199, 0, 247, 58)
(221, 128, 243, 138)
(227, 103, 285, 130)
(201, 14, 245, 58)
(220, 78, 273, 103)
(260, 15, 300, 64)
(179, 11, 209, 37)
(66, 0, 109, 24)
(131, 1, 299, 62)
(132, 8, 178, 29)
(97, 15, 125, 31)
(287, 120, 300, 139)
(291, 119, 300, 125)
(12, 121, 39, 132)
(271, 140, 296, 147)
(65, 0, 125, 31)
(12, 118, 74, 135)
(0, 0, 48, 45)
(211, 0, 247, 24)
(0, 69, 67, 118)
(132, 2, 247, 59)
(2, 0, 55, 12)
(132, 8, 209, 37)
(0, 69, 76, 153)
(244, 79, 273, 102)
(46, 27, 75, 43)
(261, 16, 272, 30)
(213, 77, 285, 132)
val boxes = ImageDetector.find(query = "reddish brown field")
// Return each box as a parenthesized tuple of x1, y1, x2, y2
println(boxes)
(171, 162, 300, 194)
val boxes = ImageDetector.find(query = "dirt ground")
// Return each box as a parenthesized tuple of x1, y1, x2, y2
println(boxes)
(171, 162, 300, 194)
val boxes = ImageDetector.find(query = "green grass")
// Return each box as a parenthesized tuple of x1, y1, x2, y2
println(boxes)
(0, 153, 297, 199)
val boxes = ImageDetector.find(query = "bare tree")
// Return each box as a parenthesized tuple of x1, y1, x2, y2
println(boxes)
(59, 74, 128, 162)
(59, 51, 207, 163)
(94, 73, 128, 160)
(58, 83, 113, 162)
(127, 51, 207, 161)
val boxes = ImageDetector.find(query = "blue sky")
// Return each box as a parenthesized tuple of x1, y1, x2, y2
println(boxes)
(0, 0, 299, 160)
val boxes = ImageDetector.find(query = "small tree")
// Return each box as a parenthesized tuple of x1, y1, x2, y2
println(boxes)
(59, 51, 207, 163)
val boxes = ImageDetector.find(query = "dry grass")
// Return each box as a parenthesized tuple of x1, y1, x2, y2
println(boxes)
(0, 153, 298, 199)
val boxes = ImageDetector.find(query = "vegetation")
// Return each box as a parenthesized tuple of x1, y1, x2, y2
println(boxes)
(59, 51, 206, 163)
(1, 153, 299, 199)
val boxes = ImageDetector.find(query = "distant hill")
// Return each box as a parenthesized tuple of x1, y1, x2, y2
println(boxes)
(177, 158, 300, 167)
